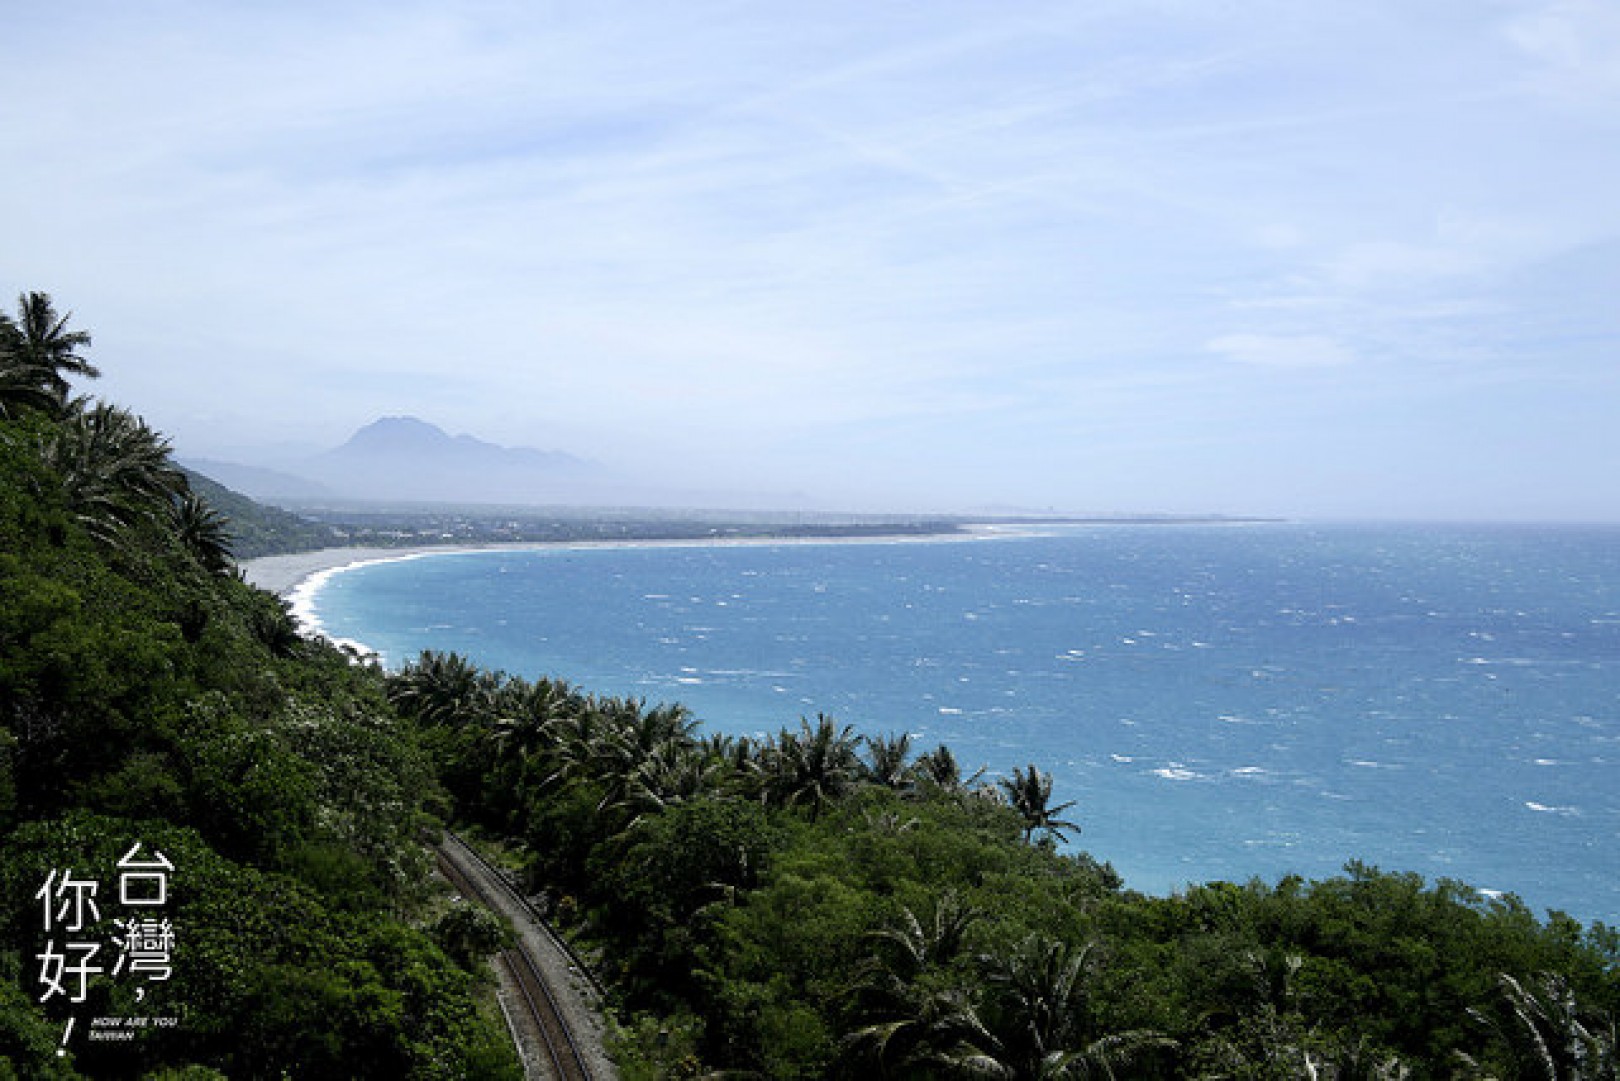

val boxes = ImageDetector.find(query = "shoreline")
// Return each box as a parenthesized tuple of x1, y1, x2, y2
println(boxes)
(236, 529, 1620, 925)
(240, 526, 1032, 655)
(241, 524, 1037, 598)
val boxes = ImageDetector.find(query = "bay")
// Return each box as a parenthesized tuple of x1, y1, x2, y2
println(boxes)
(307, 523, 1620, 923)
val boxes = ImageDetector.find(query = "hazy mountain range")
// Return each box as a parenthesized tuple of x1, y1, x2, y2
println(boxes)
(184, 416, 603, 506)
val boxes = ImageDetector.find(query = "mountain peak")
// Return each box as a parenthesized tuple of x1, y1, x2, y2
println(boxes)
(312, 416, 594, 503)
(342, 416, 455, 452)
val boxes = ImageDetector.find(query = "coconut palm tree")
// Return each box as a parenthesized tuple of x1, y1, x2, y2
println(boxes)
(615, 740, 726, 824)
(915, 743, 988, 795)
(0, 314, 56, 419)
(490, 676, 581, 762)
(998, 764, 1081, 844)
(871, 891, 980, 979)
(485, 675, 581, 815)
(387, 651, 496, 729)
(538, 699, 615, 792)
(863, 808, 923, 835)
(845, 892, 986, 1077)
(1461, 972, 1618, 1080)
(0, 292, 98, 417)
(701, 731, 767, 801)
(41, 401, 187, 544)
(960, 934, 1172, 1080)
(621, 700, 699, 761)
(767, 713, 861, 821)
(1197, 951, 1411, 1081)
(1322, 1036, 1412, 1080)
(172, 489, 236, 574)
(847, 986, 994, 1079)
(547, 697, 697, 812)
(13, 292, 99, 397)
(864, 731, 916, 790)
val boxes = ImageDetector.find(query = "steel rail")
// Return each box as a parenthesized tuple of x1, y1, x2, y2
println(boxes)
(498, 949, 590, 1081)
(435, 835, 594, 1081)
(441, 831, 608, 999)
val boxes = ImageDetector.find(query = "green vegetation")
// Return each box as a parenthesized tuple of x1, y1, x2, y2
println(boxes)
(1, 293, 520, 1078)
(179, 469, 338, 559)
(4, 292, 1617, 1078)
(391, 658, 1619, 1078)
(280, 503, 971, 549)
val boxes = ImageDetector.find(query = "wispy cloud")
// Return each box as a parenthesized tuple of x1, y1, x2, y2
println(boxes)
(1207, 334, 1357, 369)
(1, 1, 1616, 517)
(1502, 0, 1620, 105)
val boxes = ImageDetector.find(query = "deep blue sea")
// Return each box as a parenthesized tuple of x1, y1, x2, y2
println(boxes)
(304, 524, 1620, 924)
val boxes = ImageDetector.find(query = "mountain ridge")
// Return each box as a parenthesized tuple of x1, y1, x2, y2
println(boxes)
(334, 416, 583, 468)
(189, 416, 599, 506)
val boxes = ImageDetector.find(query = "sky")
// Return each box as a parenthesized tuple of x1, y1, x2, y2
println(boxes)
(3, 1, 1618, 519)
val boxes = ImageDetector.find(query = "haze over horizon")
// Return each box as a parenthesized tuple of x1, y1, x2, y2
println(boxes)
(4, 3, 1618, 521)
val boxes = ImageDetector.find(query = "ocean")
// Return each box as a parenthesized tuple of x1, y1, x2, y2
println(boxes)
(300, 523, 1620, 924)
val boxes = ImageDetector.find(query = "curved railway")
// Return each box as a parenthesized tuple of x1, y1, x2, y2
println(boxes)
(435, 831, 602, 1081)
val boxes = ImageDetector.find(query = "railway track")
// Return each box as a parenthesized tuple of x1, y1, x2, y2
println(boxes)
(435, 832, 599, 1081)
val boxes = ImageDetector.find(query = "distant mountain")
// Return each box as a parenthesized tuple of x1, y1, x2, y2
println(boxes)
(180, 458, 334, 502)
(303, 416, 599, 504)
(181, 418, 604, 508)
(330, 416, 583, 470)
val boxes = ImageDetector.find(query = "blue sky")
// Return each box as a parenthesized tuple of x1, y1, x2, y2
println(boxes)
(3, 1, 1618, 518)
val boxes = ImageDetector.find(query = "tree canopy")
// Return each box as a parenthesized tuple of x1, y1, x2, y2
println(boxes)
(4, 292, 1615, 1079)
(0, 292, 519, 1079)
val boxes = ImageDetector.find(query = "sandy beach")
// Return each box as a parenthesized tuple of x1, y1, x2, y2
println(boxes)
(238, 527, 1015, 665)
(241, 545, 515, 597)
(240, 525, 1023, 599)
(242, 544, 537, 657)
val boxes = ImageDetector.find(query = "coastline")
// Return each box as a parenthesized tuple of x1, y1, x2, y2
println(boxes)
(240, 525, 1028, 653)
(235, 527, 1620, 925)
(242, 524, 1033, 598)
(245, 544, 544, 660)
(242, 544, 500, 597)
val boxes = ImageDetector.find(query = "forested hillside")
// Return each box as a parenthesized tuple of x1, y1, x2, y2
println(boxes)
(392, 652, 1620, 1078)
(179, 468, 338, 558)
(1, 293, 518, 1078)
(4, 292, 1617, 1079)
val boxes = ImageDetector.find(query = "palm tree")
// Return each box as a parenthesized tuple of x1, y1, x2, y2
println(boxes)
(864, 731, 916, 790)
(845, 892, 985, 1077)
(485, 675, 583, 814)
(387, 651, 496, 728)
(550, 697, 699, 815)
(701, 731, 767, 801)
(1461, 972, 1618, 1080)
(1, 293, 100, 419)
(41, 401, 187, 544)
(847, 986, 994, 1079)
(490, 675, 580, 763)
(869, 891, 979, 979)
(10, 292, 99, 405)
(172, 489, 236, 574)
(915, 743, 987, 795)
(863, 808, 923, 835)
(0, 312, 58, 419)
(538, 698, 615, 793)
(614, 740, 726, 825)
(998, 765, 1081, 844)
(767, 713, 861, 821)
(622, 701, 699, 761)
(961, 934, 1172, 1080)
(1197, 950, 1412, 1080)
(248, 593, 306, 659)
(1322, 1036, 1412, 1080)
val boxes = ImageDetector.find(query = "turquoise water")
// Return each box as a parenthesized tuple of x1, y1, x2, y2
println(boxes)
(308, 524, 1620, 923)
